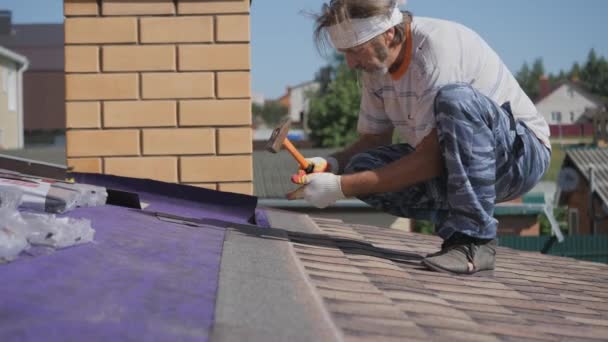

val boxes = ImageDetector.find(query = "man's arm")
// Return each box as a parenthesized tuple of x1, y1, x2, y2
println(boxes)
(340, 129, 443, 197)
(330, 128, 393, 174)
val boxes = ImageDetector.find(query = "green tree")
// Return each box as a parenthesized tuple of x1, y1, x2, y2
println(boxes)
(580, 49, 608, 99)
(516, 58, 546, 100)
(516, 61, 531, 94)
(516, 50, 608, 102)
(308, 60, 361, 148)
(252, 101, 288, 126)
(569, 62, 581, 81)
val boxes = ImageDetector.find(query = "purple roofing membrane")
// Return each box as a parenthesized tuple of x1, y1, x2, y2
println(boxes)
(1, 174, 259, 341)
(73, 173, 258, 224)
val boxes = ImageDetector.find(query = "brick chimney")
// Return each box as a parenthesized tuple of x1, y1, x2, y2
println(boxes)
(539, 75, 551, 100)
(64, 0, 253, 195)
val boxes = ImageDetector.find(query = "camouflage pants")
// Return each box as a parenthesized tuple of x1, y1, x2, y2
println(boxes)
(345, 83, 551, 240)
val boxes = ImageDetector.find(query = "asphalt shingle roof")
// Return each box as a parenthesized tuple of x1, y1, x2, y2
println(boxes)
(275, 215, 608, 341)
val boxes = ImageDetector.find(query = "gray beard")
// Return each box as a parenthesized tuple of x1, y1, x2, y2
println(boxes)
(364, 65, 389, 77)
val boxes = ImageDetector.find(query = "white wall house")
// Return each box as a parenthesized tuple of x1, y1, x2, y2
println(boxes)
(535, 82, 605, 125)
(0, 46, 28, 149)
(288, 80, 320, 129)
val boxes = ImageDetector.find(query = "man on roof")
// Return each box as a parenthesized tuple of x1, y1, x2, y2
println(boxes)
(291, 0, 551, 275)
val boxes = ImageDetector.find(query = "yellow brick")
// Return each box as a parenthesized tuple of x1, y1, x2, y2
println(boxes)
(142, 72, 214, 99)
(142, 128, 215, 155)
(67, 130, 140, 157)
(65, 46, 99, 72)
(180, 99, 251, 126)
(105, 157, 178, 183)
(216, 15, 250, 42)
(218, 182, 253, 195)
(66, 74, 139, 100)
(179, 44, 249, 71)
(217, 127, 252, 154)
(102, 0, 175, 15)
(65, 17, 137, 44)
(67, 158, 102, 173)
(104, 101, 177, 128)
(181, 155, 252, 182)
(103, 45, 176, 72)
(64, 0, 98, 16)
(217, 72, 250, 98)
(186, 183, 217, 191)
(66, 102, 101, 128)
(140, 17, 213, 43)
(178, 0, 249, 14)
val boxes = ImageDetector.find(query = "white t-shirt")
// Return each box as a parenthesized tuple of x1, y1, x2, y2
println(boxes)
(357, 16, 551, 148)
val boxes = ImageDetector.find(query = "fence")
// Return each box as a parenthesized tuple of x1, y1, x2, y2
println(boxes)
(499, 235, 608, 264)
(549, 124, 594, 138)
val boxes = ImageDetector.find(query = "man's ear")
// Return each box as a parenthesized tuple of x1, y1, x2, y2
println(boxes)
(384, 27, 395, 45)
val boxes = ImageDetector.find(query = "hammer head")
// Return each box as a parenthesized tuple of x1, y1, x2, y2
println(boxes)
(266, 118, 292, 153)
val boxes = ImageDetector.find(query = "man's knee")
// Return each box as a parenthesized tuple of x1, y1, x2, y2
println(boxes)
(433, 83, 478, 119)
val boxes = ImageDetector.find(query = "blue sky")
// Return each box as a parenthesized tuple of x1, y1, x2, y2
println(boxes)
(3, 0, 608, 99)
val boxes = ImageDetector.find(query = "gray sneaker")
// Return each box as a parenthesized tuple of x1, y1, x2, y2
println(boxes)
(422, 233, 496, 276)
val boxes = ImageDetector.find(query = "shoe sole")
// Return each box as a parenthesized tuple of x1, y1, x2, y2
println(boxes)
(421, 259, 495, 277)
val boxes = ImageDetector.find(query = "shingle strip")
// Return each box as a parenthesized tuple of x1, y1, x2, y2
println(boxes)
(397, 301, 473, 320)
(317, 289, 392, 304)
(383, 290, 451, 305)
(430, 328, 501, 342)
(484, 323, 555, 340)
(424, 283, 531, 300)
(535, 324, 608, 340)
(410, 314, 484, 333)
(325, 301, 405, 320)
(335, 316, 428, 339)
(565, 316, 608, 327)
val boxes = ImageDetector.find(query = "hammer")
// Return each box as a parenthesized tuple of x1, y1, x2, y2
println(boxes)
(266, 119, 315, 173)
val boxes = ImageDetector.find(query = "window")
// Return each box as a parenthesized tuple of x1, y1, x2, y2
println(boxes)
(551, 111, 562, 123)
(7, 69, 16, 112)
(570, 112, 575, 123)
(568, 208, 579, 234)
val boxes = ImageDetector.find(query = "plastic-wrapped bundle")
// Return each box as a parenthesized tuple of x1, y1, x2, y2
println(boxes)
(53, 182, 108, 208)
(0, 186, 97, 263)
(0, 187, 29, 262)
(21, 213, 95, 249)
(0, 171, 107, 214)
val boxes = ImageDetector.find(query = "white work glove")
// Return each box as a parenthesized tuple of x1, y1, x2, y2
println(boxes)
(301, 156, 340, 174)
(287, 173, 345, 208)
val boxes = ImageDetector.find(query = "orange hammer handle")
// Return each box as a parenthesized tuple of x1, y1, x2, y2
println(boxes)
(282, 139, 310, 170)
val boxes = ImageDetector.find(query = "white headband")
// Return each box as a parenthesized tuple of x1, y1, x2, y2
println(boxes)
(326, 4, 404, 50)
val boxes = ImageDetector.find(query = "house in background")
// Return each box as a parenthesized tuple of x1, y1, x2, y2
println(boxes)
(251, 80, 319, 148)
(558, 147, 608, 235)
(0, 10, 65, 146)
(289, 80, 319, 131)
(0, 45, 28, 149)
(535, 77, 606, 138)
(281, 80, 319, 130)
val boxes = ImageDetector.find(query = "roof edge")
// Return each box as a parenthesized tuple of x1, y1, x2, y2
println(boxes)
(0, 45, 29, 69)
